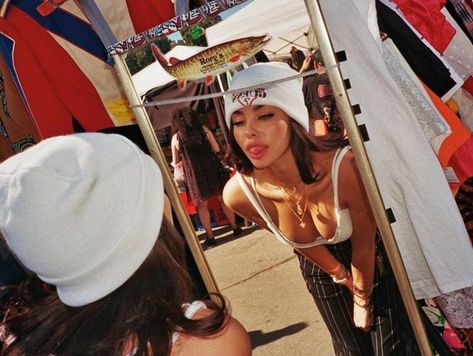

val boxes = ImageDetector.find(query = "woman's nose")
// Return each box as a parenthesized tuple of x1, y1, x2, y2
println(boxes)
(244, 122, 257, 137)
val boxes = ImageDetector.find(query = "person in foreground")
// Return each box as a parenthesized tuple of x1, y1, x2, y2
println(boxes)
(0, 133, 251, 356)
(223, 61, 418, 355)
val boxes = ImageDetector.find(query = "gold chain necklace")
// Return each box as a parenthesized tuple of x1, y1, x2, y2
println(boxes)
(279, 185, 308, 228)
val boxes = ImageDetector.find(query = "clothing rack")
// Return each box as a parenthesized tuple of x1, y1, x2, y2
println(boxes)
(303, 1, 432, 355)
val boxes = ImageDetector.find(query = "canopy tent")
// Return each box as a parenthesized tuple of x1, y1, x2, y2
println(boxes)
(205, 0, 317, 57)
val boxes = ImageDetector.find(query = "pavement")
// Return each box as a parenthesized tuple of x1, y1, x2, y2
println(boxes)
(202, 225, 335, 355)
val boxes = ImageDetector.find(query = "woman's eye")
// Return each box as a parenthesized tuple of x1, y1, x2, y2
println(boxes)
(231, 120, 244, 127)
(259, 113, 274, 120)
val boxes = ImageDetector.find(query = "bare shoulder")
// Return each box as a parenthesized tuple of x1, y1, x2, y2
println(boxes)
(339, 149, 360, 179)
(223, 174, 247, 213)
(223, 174, 266, 227)
(337, 150, 373, 214)
(172, 310, 252, 356)
(171, 133, 179, 147)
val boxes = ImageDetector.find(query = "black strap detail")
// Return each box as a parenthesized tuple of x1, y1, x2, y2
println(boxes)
(343, 78, 351, 89)
(336, 50, 347, 62)
(358, 124, 370, 142)
(352, 104, 362, 115)
(386, 208, 396, 224)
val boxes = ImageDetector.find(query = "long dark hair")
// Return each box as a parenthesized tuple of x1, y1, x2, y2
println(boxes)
(2, 219, 227, 356)
(227, 119, 347, 185)
(171, 107, 208, 147)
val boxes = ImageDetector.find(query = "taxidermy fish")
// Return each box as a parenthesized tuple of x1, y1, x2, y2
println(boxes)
(151, 34, 271, 89)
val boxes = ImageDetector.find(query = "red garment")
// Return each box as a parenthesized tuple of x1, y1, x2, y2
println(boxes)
(0, 5, 114, 139)
(464, 76, 473, 96)
(450, 137, 473, 187)
(393, 0, 456, 54)
(126, 0, 175, 33)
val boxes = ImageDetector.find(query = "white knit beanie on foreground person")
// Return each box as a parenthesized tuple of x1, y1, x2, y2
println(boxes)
(224, 61, 309, 132)
(0, 133, 164, 307)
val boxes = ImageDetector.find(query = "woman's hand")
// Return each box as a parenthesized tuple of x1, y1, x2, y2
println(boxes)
(353, 303, 372, 331)
(299, 55, 313, 73)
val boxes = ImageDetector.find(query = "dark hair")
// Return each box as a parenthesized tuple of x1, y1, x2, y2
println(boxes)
(227, 120, 347, 185)
(2, 219, 228, 356)
(171, 107, 208, 148)
(312, 49, 325, 66)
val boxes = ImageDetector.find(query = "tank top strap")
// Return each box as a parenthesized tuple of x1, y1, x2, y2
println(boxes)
(331, 146, 351, 214)
(236, 173, 324, 249)
(236, 173, 288, 245)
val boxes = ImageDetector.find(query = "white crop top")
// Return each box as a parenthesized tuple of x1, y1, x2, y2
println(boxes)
(236, 146, 353, 249)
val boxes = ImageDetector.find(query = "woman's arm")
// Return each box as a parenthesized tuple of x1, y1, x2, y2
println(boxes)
(223, 176, 266, 227)
(203, 126, 220, 154)
(340, 153, 377, 330)
(171, 134, 181, 167)
(223, 175, 346, 282)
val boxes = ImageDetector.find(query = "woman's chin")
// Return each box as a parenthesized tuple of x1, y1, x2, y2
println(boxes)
(250, 159, 270, 170)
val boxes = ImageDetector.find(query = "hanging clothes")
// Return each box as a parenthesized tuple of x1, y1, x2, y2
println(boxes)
(124, 0, 175, 34)
(422, 84, 471, 169)
(442, 9, 473, 80)
(448, 0, 473, 40)
(0, 1, 118, 139)
(377, 0, 461, 99)
(448, 138, 473, 187)
(0, 56, 39, 161)
(321, 0, 473, 299)
(381, 38, 451, 155)
(465, 76, 473, 96)
(453, 88, 473, 130)
(392, 0, 456, 54)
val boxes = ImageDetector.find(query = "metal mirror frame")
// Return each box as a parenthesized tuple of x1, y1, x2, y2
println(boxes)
(105, 1, 434, 353)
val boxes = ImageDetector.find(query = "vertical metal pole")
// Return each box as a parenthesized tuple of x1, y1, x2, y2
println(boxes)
(303, 1, 432, 355)
(112, 54, 220, 299)
(0, 0, 11, 18)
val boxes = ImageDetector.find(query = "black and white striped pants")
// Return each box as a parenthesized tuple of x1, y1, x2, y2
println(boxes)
(297, 238, 419, 356)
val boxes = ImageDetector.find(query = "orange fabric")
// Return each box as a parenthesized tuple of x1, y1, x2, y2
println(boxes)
(423, 83, 471, 167)
(446, 98, 460, 114)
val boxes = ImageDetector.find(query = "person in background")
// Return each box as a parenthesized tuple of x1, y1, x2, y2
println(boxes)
(222, 61, 418, 355)
(299, 50, 344, 138)
(0, 133, 251, 356)
(171, 107, 241, 247)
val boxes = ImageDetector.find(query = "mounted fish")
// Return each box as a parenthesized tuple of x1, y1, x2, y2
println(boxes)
(151, 34, 271, 89)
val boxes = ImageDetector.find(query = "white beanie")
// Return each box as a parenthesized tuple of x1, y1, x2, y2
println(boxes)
(0, 133, 164, 307)
(224, 62, 309, 131)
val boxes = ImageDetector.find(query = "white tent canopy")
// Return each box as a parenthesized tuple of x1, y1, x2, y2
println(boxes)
(205, 0, 317, 57)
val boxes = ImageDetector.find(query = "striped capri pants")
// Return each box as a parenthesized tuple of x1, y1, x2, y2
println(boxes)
(297, 238, 419, 356)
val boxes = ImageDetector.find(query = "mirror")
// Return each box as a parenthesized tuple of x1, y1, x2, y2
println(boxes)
(114, 0, 335, 353)
(113, 0, 460, 354)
